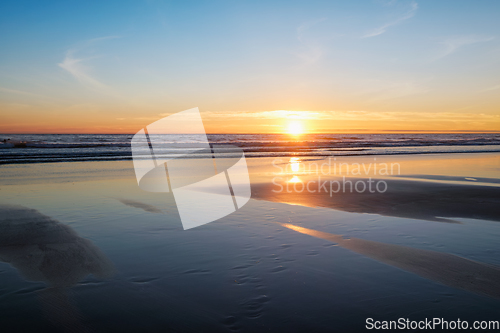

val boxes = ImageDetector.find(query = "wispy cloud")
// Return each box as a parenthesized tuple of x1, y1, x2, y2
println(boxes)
(482, 84, 500, 92)
(0, 86, 62, 103)
(58, 36, 120, 90)
(0, 86, 47, 98)
(363, 1, 418, 38)
(297, 18, 327, 43)
(354, 77, 430, 102)
(296, 18, 327, 64)
(59, 52, 108, 89)
(435, 35, 495, 60)
(190, 110, 500, 122)
(168, 110, 500, 133)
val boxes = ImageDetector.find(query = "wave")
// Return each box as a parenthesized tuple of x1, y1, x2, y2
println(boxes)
(1, 134, 500, 164)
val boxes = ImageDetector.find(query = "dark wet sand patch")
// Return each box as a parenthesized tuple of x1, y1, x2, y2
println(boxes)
(116, 198, 164, 214)
(0, 204, 115, 332)
(0, 204, 114, 287)
(251, 178, 500, 223)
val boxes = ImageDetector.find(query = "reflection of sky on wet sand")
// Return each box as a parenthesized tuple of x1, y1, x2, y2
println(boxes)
(0, 153, 499, 330)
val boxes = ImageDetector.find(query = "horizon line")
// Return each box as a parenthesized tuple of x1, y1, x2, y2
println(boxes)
(1, 131, 500, 135)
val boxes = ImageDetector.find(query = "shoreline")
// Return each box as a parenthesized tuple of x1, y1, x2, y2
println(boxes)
(2, 146, 500, 165)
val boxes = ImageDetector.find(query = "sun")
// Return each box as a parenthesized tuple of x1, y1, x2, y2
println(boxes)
(287, 122, 303, 135)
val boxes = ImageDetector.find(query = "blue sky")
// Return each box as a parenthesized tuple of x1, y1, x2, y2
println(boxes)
(1, 0, 499, 133)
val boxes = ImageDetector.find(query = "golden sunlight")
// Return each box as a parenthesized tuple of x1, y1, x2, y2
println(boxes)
(288, 175, 302, 183)
(290, 157, 301, 172)
(287, 122, 303, 135)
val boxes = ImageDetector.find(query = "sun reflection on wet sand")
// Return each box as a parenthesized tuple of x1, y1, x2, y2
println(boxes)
(250, 153, 500, 223)
(290, 157, 300, 173)
(281, 223, 500, 299)
(287, 157, 303, 183)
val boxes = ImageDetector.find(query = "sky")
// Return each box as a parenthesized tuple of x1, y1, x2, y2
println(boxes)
(1, 0, 499, 134)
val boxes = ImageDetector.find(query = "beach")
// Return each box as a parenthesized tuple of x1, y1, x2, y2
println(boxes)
(1, 152, 499, 331)
(2, 0, 500, 330)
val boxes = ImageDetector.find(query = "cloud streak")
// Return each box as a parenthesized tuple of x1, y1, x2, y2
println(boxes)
(363, 1, 418, 38)
(196, 110, 500, 123)
(297, 18, 327, 43)
(296, 18, 327, 64)
(0, 87, 49, 99)
(483, 84, 500, 92)
(59, 52, 109, 89)
(0, 86, 63, 103)
(58, 36, 120, 90)
(435, 35, 495, 60)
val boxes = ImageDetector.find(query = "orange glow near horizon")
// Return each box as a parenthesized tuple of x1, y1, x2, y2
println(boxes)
(1, 107, 500, 134)
(1, 1, 500, 136)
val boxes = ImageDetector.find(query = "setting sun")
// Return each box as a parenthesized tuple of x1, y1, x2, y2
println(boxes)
(287, 122, 303, 135)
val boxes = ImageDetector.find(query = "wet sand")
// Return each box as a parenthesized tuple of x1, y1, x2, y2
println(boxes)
(251, 177, 500, 223)
(0, 205, 114, 332)
(249, 152, 500, 223)
(281, 223, 500, 299)
(0, 152, 499, 331)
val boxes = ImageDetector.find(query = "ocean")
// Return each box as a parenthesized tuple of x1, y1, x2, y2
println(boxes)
(1, 133, 500, 164)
